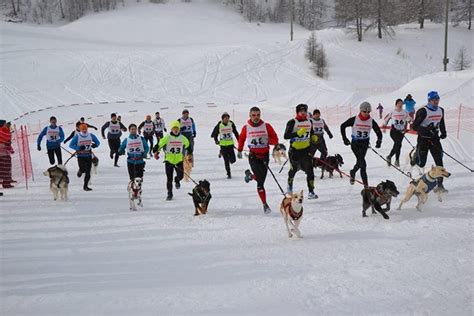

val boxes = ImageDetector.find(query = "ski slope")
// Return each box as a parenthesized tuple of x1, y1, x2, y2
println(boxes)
(1, 1, 473, 315)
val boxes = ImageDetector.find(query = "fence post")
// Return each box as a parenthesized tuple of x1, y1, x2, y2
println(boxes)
(20, 126, 29, 190)
(457, 104, 462, 140)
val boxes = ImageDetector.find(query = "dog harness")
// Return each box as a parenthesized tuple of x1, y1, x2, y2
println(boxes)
(413, 172, 438, 193)
(49, 166, 70, 189)
(129, 180, 141, 198)
(282, 199, 303, 221)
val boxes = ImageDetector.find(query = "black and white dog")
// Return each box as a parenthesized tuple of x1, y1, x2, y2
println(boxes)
(313, 154, 344, 179)
(188, 180, 212, 216)
(127, 177, 143, 211)
(91, 154, 99, 175)
(360, 180, 399, 220)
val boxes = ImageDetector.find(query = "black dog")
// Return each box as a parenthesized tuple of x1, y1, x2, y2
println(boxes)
(188, 180, 212, 216)
(360, 180, 399, 220)
(313, 154, 344, 179)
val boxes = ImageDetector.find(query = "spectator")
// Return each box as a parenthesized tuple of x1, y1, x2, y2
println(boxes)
(0, 119, 14, 188)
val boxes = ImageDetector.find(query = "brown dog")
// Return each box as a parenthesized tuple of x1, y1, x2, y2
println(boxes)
(280, 190, 304, 238)
(397, 166, 451, 211)
(183, 154, 193, 182)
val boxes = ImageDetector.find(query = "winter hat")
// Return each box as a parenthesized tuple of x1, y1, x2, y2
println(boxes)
(427, 91, 440, 101)
(359, 102, 372, 112)
(313, 109, 320, 115)
(0, 119, 6, 126)
(296, 104, 308, 113)
(182, 109, 189, 114)
(79, 124, 88, 132)
(170, 120, 181, 130)
(129, 123, 137, 130)
(221, 112, 230, 119)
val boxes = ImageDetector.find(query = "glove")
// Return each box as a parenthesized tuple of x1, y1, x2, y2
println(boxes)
(343, 138, 351, 146)
(91, 143, 97, 148)
(93, 127, 98, 130)
(237, 151, 243, 159)
(79, 145, 86, 151)
(375, 140, 382, 149)
(118, 150, 125, 156)
(440, 133, 447, 139)
(37, 144, 41, 151)
(328, 134, 333, 139)
(215, 140, 219, 145)
(296, 128, 307, 137)
(311, 135, 319, 144)
(102, 136, 106, 140)
(154, 152, 160, 160)
(193, 134, 196, 138)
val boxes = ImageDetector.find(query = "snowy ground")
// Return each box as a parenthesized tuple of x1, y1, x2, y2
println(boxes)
(1, 1, 473, 315)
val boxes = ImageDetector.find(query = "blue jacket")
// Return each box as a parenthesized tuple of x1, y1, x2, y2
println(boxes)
(37, 125, 65, 149)
(404, 99, 416, 112)
(69, 132, 101, 157)
(119, 134, 149, 165)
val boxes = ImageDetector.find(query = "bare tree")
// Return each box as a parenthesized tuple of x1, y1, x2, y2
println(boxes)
(453, 46, 471, 70)
(452, 0, 472, 29)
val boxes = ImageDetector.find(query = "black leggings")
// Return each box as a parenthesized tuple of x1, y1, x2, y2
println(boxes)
(165, 161, 183, 194)
(78, 156, 92, 187)
(249, 153, 269, 189)
(288, 148, 314, 190)
(127, 162, 145, 180)
(108, 138, 121, 165)
(415, 137, 443, 168)
(47, 147, 63, 165)
(388, 129, 404, 160)
(220, 145, 236, 176)
(351, 140, 369, 185)
(144, 135, 153, 155)
(312, 136, 328, 160)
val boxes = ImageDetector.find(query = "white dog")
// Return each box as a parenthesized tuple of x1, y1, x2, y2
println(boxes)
(397, 166, 451, 211)
(127, 177, 143, 211)
(43, 165, 69, 201)
(280, 190, 304, 238)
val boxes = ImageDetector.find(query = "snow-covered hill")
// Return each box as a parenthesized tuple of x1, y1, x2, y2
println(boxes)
(1, 1, 473, 315)
(1, 1, 473, 121)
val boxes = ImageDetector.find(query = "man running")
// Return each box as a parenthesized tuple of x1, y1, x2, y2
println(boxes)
(101, 113, 127, 167)
(37, 116, 65, 165)
(284, 104, 319, 199)
(211, 112, 240, 179)
(237, 106, 279, 214)
(69, 124, 100, 191)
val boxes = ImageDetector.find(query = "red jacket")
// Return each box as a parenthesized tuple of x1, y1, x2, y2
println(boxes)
(238, 119, 278, 157)
(0, 126, 13, 155)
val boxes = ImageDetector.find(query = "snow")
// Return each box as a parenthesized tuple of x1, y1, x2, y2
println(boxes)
(1, 1, 473, 315)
